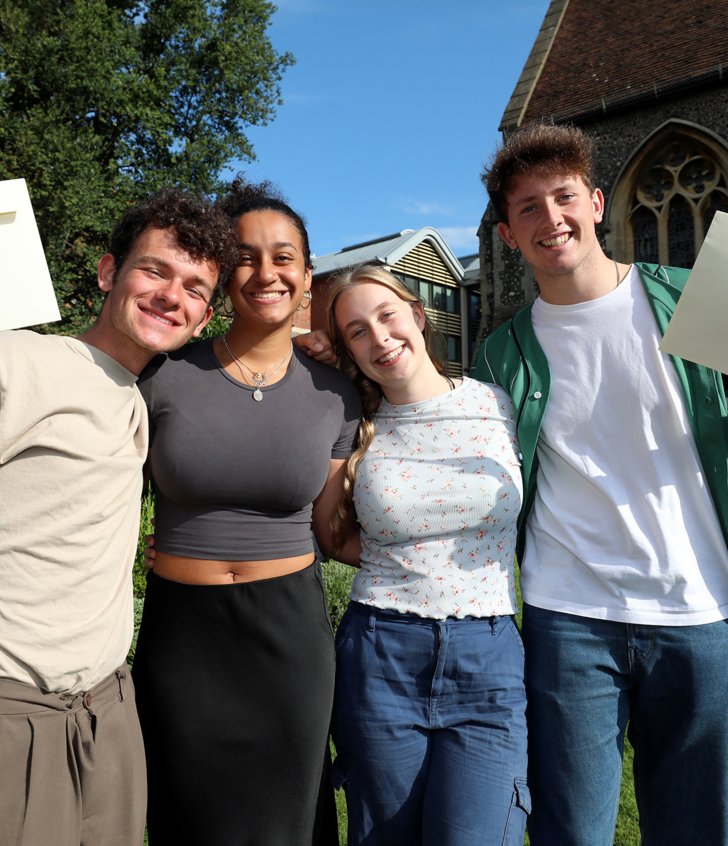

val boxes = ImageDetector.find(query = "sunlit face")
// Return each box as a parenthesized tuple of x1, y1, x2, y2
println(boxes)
(334, 281, 428, 399)
(227, 210, 312, 331)
(498, 172, 604, 282)
(97, 226, 216, 366)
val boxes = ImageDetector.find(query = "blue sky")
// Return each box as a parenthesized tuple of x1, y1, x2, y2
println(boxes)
(229, 0, 551, 260)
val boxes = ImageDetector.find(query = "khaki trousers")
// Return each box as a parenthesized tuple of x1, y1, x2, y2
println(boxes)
(0, 665, 146, 846)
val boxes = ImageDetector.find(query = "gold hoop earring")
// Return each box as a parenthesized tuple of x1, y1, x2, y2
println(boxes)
(298, 290, 312, 311)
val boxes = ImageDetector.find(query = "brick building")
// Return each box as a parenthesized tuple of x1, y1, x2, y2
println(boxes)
(479, 0, 728, 336)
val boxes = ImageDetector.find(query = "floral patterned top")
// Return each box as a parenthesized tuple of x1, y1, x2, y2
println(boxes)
(351, 377, 523, 619)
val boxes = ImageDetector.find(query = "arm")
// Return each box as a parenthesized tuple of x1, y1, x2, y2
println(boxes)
(312, 458, 361, 566)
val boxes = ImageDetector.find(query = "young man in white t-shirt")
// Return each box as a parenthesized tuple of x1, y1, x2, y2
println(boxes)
(473, 123, 728, 846)
(0, 190, 238, 846)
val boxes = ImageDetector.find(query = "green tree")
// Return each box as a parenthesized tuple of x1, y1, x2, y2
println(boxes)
(0, 0, 293, 331)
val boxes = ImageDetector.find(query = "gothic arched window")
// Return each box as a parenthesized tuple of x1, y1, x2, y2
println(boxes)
(609, 126, 728, 269)
(703, 191, 728, 234)
(632, 206, 658, 263)
(667, 194, 695, 268)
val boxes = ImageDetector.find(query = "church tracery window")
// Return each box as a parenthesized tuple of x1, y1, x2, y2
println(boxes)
(632, 206, 658, 264)
(620, 132, 728, 268)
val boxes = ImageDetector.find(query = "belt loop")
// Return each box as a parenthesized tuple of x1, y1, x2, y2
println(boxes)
(367, 609, 376, 633)
(490, 615, 498, 635)
(82, 690, 97, 717)
(115, 667, 126, 702)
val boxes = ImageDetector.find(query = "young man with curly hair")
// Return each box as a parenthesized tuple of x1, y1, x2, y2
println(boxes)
(473, 124, 728, 846)
(0, 189, 239, 846)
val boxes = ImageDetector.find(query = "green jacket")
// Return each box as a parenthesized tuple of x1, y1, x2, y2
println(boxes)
(471, 262, 728, 561)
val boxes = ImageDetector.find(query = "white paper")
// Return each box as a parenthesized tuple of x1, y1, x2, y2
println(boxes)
(0, 178, 61, 331)
(660, 211, 728, 374)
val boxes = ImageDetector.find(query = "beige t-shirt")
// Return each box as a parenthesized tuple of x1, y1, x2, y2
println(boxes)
(0, 330, 148, 693)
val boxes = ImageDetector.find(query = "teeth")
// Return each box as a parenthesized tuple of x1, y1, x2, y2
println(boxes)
(378, 346, 403, 364)
(142, 309, 174, 325)
(252, 292, 285, 300)
(541, 233, 570, 247)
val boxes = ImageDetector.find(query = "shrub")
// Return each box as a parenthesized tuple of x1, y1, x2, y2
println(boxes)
(321, 559, 355, 630)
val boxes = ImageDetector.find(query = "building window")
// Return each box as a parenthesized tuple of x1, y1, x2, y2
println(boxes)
(396, 272, 459, 315)
(632, 206, 659, 263)
(703, 191, 728, 234)
(618, 130, 728, 268)
(398, 272, 414, 293)
(467, 289, 482, 359)
(418, 280, 433, 308)
(667, 194, 696, 267)
(432, 283, 458, 314)
(446, 335, 461, 363)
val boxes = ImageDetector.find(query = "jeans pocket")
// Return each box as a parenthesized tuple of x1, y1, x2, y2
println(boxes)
(501, 777, 531, 846)
(513, 777, 531, 815)
(334, 603, 354, 652)
(506, 615, 526, 657)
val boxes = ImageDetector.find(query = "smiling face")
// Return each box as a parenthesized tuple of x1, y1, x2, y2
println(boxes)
(498, 172, 604, 286)
(227, 210, 312, 334)
(333, 281, 437, 404)
(94, 226, 216, 372)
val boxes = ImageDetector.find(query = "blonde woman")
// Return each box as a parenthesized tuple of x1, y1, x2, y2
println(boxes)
(325, 265, 529, 846)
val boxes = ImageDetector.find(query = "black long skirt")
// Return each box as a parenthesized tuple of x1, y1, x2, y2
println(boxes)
(132, 564, 339, 846)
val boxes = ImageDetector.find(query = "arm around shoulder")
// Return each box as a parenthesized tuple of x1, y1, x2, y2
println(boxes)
(312, 458, 361, 566)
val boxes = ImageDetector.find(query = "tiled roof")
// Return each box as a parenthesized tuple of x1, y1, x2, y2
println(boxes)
(312, 227, 464, 280)
(459, 254, 481, 285)
(501, 0, 728, 129)
(500, 0, 569, 130)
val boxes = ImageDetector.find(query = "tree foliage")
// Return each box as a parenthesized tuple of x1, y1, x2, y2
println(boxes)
(0, 0, 293, 331)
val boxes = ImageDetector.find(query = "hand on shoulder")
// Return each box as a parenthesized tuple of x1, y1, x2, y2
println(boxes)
(294, 330, 336, 365)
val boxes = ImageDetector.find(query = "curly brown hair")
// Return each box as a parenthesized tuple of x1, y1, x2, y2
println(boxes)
(483, 123, 596, 222)
(108, 188, 239, 297)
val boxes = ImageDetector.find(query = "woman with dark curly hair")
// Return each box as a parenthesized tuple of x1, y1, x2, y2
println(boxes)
(132, 180, 360, 845)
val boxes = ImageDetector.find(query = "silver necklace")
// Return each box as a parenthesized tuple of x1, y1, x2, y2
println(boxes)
(222, 334, 292, 402)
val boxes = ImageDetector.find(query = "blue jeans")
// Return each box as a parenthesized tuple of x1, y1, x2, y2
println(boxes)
(331, 602, 529, 846)
(522, 604, 728, 846)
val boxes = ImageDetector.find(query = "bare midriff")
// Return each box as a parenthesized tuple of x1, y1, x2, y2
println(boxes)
(153, 551, 316, 585)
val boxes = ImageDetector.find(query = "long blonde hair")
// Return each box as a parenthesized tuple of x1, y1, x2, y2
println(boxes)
(326, 264, 448, 555)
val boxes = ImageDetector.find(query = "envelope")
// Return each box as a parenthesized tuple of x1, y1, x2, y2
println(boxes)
(0, 178, 61, 331)
(660, 211, 728, 374)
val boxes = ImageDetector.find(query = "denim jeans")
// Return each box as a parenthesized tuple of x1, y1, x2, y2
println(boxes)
(522, 603, 728, 846)
(331, 602, 529, 846)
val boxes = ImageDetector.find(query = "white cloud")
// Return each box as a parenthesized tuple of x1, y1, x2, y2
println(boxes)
(436, 226, 479, 251)
(400, 199, 454, 216)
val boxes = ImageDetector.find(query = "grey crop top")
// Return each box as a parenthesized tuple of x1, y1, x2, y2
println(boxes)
(138, 340, 361, 560)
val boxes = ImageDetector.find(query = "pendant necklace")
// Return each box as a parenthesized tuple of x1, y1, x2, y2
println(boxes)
(222, 334, 292, 402)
